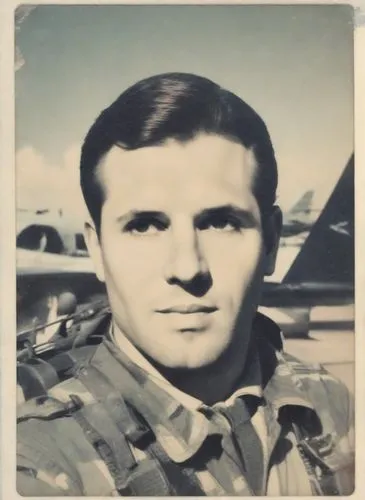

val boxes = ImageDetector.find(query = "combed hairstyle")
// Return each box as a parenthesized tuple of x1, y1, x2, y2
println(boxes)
(80, 72, 278, 231)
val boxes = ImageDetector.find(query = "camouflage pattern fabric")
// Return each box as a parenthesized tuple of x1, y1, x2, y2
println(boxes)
(17, 314, 354, 496)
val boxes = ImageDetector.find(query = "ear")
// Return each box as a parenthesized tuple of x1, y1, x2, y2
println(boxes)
(84, 220, 105, 282)
(263, 206, 282, 276)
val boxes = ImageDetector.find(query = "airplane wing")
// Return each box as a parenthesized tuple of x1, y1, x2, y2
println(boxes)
(17, 248, 94, 273)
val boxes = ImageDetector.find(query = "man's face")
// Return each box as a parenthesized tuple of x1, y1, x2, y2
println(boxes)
(87, 134, 276, 369)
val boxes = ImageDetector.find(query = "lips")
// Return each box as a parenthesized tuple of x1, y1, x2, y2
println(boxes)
(156, 304, 217, 314)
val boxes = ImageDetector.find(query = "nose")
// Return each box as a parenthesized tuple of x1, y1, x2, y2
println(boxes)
(164, 220, 209, 286)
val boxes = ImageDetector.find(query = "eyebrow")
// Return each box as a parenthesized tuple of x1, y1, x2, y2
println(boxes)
(116, 211, 169, 224)
(116, 204, 257, 227)
(194, 204, 258, 227)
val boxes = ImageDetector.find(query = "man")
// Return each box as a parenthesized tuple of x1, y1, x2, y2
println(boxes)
(17, 73, 354, 496)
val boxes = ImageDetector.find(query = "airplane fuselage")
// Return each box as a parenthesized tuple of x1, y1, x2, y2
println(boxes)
(281, 219, 313, 237)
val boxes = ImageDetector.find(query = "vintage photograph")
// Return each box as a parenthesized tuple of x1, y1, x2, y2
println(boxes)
(14, 4, 354, 496)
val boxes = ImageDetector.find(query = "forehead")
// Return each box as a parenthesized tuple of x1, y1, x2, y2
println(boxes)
(98, 134, 258, 210)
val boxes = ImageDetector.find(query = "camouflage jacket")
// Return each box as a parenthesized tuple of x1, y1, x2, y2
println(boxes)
(17, 314, 355, 496)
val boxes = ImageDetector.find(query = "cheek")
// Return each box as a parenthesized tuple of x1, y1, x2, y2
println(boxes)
(101, 232, 167, 284)
(203, 231, 264, 284)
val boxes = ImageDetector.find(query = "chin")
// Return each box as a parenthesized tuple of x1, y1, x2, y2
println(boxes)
(151, 340, 229, 371)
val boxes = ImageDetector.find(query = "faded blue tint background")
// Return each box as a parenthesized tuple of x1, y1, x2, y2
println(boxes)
(15, 5, 354, 218)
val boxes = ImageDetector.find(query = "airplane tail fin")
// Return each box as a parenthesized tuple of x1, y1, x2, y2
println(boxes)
(289, 190, 314, 218)
(283, 155, 354, 285)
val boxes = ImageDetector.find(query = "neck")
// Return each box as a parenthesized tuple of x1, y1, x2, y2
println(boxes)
(112, 321, 257, 406)
(148, 331, 256, 406)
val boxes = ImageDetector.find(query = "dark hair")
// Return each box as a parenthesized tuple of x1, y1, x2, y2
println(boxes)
(80, 72, 277, 230)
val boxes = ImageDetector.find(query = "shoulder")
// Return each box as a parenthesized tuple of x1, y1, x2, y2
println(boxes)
(256, 312, 353, 435)
(282, 350, 351, 401)
(17, 386, 84, 495)
(17, 376, 92, 451)
(281, 351, 354, 443)
(16, 376, 109, 496)
(18, 375, 93, 420)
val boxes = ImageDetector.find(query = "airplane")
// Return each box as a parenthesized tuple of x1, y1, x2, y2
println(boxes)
(17, 208, 87, 256)
(16, 154, 354, 343)
(270, 154, 354, 305)
(281, 190, 315, 238)
(260, 154, 354, 335)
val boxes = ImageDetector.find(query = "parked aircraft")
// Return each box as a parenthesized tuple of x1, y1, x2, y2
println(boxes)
(278, 155, 353, 301)
(16, 155, 354, 342)
(17, 191, 314, 254)
(17, 209, 87, 256)
(281, 190, 315, 238)
(260, 155, 354, 335)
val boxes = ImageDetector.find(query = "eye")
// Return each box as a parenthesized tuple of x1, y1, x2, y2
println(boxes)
(124, 218, 167, 236)
(199, 215, 242, 233)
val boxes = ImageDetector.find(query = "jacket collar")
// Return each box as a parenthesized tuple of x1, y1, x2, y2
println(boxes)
(254, 313, 322, 456)
(110, 321, 263, 410)
(254, 313, 316, 414)
(90, 313, 321, 463)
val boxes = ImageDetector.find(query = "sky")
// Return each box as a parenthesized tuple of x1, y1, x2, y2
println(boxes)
(14, 4, 354, 225)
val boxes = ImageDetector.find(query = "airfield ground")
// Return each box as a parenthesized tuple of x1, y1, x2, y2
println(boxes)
(285, 305, 355, 394)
